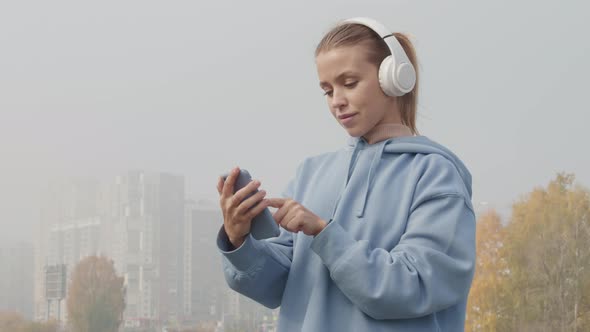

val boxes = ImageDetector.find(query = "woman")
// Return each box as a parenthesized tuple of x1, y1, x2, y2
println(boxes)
(216, 17, 476, 332)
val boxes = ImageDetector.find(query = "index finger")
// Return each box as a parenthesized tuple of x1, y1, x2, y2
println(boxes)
(221, 167, 240, 198)
(216, 176, 224, 194)
(267, 198, 286, 208)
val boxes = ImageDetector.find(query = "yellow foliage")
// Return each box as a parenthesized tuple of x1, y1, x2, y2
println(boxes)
(466, 173, 590, 331)
(466, 210, 507, 332)
(66, 255, 125, 332)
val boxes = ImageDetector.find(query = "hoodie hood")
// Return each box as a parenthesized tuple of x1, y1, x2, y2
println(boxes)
(347, 135, 472, 217)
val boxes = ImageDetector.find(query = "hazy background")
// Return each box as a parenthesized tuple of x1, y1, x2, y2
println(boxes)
(1, 0, 589, 243)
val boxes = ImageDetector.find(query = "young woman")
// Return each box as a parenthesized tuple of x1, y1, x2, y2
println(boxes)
(216, 17, 476, 332)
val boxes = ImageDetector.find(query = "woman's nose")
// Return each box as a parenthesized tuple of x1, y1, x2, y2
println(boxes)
(330, 89, 347, 109)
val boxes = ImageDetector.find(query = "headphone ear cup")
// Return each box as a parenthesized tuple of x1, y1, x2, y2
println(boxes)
(378, 55, 416, 97)
(378, 55, 401, 97)
(396, 62, 416, 94)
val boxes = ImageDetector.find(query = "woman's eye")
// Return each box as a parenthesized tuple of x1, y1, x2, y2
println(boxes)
(323, 90, 333, 97)
(344, 81, 358, 88)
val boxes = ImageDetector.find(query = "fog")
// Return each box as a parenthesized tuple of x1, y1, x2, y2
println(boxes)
(1, 0, 589, 243)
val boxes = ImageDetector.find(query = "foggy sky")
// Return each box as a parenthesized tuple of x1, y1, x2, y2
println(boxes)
(1, 0, 589, 243)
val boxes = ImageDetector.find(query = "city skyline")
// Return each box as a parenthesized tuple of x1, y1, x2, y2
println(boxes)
(1, 1, 589, 330)
(16, 169, 266, 330)
(2, 1, 589, 245)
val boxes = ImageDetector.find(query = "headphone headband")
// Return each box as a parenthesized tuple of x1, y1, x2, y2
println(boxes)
(340, 17, 416, 96)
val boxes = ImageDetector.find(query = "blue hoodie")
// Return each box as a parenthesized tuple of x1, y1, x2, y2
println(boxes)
(217, 135, 476, 332)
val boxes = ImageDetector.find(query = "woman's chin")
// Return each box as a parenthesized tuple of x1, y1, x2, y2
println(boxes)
(343, 127, 366, 138)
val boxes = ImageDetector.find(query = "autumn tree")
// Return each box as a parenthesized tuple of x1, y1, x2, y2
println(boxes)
(465, 210, 509, 332)
(0, 311, 26, 332)
(501, 173, 590, 331)
(167, 321, 218, 332)
(25, 320, 59, 332)
(0, 311, 58, 332)
(66, 255, 125, 332)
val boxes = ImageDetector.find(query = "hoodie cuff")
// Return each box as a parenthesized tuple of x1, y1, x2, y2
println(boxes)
(310, 221, 356, 271)
(217, 226, 265, 271)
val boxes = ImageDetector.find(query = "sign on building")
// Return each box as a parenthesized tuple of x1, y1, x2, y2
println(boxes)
(45, 264, 67, 300)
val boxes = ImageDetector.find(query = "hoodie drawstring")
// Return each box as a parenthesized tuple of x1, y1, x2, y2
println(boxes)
(357, 140, 388, 218)
(330, 138, 364, 221)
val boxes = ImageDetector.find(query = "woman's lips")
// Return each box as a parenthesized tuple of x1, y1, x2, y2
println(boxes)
(339, 113, 357, 126)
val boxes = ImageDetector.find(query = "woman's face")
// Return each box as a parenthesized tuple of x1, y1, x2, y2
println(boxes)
(316, 44, 400, 139)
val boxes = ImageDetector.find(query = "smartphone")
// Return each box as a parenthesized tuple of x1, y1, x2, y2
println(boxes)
(221, 169, 280, 240)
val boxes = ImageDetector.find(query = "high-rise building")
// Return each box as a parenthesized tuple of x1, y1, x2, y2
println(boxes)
(35, 172, 186, 329)
(34, 177, 102, 321)
(44, 217, 109, 322)
(46, 217, 109, 267)
(0, 242, 34, 319)
(107, 171, 185, 329)
(182, 200, 276, 330)
(183, 200, 225, 325)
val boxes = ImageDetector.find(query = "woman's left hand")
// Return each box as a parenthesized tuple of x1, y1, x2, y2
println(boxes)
(267, 198, 327, 236)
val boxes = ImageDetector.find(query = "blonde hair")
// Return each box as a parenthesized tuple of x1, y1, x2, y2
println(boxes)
(315, 23, 419, 134)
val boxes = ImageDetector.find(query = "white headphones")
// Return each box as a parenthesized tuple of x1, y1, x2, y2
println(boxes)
(341, 17, 416, 97)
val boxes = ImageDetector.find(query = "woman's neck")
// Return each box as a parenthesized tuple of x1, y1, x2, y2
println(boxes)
(362, 123, 413, 144)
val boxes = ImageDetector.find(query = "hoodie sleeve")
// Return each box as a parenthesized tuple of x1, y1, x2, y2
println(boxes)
(218, 226, 293, 308)
(217, 171, 299, 309)
(310, 157, 476, 320)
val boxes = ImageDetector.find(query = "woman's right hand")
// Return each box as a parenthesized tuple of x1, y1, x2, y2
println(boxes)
(217, 167, 270, 248)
